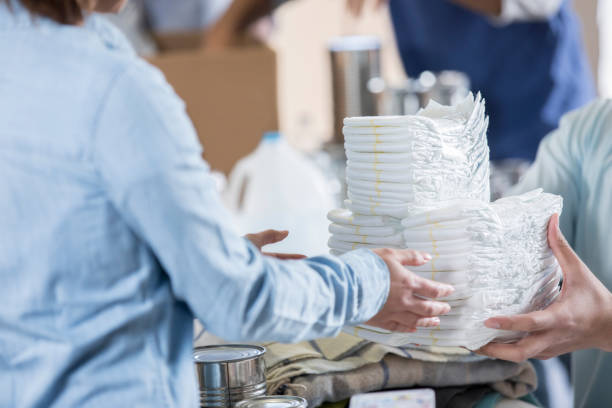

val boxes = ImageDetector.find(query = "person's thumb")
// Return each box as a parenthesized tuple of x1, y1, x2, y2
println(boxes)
(247, 230, 289, 249)
(260, 229, 289, 247)
(548, 213, 580, 276)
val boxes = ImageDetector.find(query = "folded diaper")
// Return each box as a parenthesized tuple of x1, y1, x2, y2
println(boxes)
(342, 92, 491, 214)
(340, 190, 562, 350)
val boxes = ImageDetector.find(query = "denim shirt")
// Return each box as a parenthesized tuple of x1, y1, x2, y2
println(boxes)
(0, 4, 389, 407)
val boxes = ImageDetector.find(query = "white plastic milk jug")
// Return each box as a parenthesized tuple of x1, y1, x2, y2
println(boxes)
(225, 132, 335, 256)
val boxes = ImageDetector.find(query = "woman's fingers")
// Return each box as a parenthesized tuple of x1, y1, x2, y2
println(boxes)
(477, 332, 553, 363)
(384, 282, 450, 317)
(389, 248, 432, 267)
(368, 248, 453, 332)
(373, 309, 441, 332)
(411, 274, 454, 299)
(377, 320, 417, 333)
(415, 317, 441, 327)
(385, 312, 438, 331)
(405, 296, 451, 317)
(382, 315, 442, 332)
(259, 229, 289, 246)
(484, 309, 556, 332)
(246, 229, 289, 249)
(386, 250, 454, 297)
(372, 248, 431, 268)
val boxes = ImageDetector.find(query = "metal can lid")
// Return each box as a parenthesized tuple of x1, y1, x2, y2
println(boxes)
(235, 396, 308, 408)
(193, 345, 265, 363)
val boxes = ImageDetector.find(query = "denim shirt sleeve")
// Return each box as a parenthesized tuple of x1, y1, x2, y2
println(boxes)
(91, 60, 390, 342)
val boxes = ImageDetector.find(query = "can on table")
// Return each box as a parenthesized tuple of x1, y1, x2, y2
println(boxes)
(235, 396, 308, 408)
(194, 345, 267, 408)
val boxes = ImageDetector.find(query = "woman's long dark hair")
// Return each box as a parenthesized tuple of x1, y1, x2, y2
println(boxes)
(2, 0, 93, 25)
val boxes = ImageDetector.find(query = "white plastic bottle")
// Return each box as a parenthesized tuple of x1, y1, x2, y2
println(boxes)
(225, 132, 335, 256)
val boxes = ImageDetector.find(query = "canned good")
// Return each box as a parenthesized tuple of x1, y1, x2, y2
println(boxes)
(194, 345, 267, 408)
(235, 396, 308, 408)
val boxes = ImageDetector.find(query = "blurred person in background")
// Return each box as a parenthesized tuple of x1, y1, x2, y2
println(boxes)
(103, 0, 234, 54)
(0, 0, 454, 406)
(349, 0, 596, 199)
(203, 0, 289, 49)
(106, 0, 290, 53)
(478, 99, 612, 407)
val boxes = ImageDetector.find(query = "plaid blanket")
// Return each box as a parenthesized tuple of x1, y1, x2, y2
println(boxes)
(193, 327, 537, 408)
(259, 333, 536, 408)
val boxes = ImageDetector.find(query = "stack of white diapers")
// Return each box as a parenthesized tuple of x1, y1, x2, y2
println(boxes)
(330, 93, 563, 350)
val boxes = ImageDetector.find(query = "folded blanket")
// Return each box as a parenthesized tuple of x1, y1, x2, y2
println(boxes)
(260, 333, 536, 408)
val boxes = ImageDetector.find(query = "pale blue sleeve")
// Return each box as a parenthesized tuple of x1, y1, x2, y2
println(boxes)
(510, 106, 584, 244)
(91, 61, 390, 342)
(512, 100, 612, 247)
(511, 101, 612, 407)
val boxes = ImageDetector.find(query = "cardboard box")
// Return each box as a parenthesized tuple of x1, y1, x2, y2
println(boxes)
(149, 46, 278, 174)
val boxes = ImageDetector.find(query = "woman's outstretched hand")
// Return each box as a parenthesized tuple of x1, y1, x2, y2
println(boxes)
(245, 229, 307, 260)
(477, 214, 612, 362)
(366, 248, 454, 332)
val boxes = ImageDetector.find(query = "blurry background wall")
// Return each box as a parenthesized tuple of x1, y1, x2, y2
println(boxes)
(265, 0, 405, 151)
(266, 0, 612, 151)
(573, 0, 599, 82)
(107, 0, 612, 153)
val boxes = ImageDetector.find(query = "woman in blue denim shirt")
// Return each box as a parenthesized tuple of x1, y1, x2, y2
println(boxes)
(0, 1, 454, 406)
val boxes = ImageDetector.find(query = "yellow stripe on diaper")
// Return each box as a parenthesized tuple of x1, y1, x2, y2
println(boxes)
(371, 119, 382, 195)
(375, 169, 383, 182)
(368, 196, 380, 215)
(370, 119, 381, 153)
(429, 326, 441, 346)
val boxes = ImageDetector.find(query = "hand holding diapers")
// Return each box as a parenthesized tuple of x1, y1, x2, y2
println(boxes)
(330, 93, 563, 350)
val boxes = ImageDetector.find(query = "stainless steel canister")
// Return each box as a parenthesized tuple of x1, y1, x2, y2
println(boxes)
(235, 396, 308, 408)
(382, 71, 471, 116)
(194, 345, 267, 408)
(415, 70, 470, 108)
(329, 35, 382, 144)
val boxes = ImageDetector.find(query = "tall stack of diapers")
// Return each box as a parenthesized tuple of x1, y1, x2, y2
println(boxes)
(329, 93, 562, 350)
